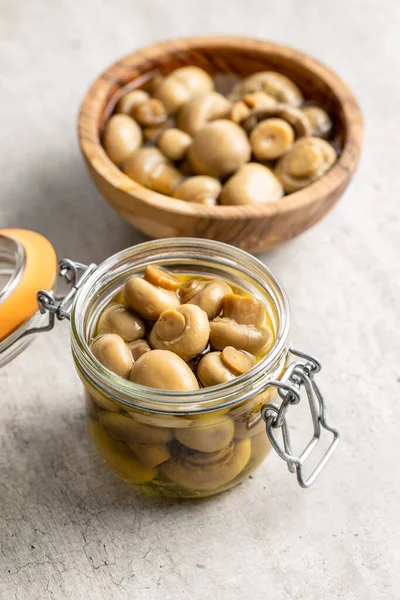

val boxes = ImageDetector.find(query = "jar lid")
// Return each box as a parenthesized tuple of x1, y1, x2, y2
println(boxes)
(0, 229, 57, 343)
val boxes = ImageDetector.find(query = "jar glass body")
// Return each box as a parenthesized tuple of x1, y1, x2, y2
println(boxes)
(70, 239, 291, 498)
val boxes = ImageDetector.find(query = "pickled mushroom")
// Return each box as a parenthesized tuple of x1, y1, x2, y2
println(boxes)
(229, 71, 303, 107)
(187, 120, 251, 178)
(149, 304, 210, 361)
(129, 349, 200, 391)
(97, 304, 145, 342)
(175, 415, 235, 452)
(219, 163, 283, 206)
(275, 136, 337, 193)
(161, 438, 251, 490)
(102, 114, 142, 164)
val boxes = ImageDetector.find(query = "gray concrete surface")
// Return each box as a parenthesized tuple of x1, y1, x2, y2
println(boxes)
(0, 1, 399, 598)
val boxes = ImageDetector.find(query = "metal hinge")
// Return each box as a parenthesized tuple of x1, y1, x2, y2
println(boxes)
(20, 259, 97, 338)
(262, 348, 340, 488)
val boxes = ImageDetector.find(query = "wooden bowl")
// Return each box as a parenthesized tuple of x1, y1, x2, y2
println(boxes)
(78, 36, 363, 253)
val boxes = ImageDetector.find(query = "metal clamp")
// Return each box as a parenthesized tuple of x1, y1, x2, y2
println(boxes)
(261, 348, 340, 488)
(21, 259, 97, 338)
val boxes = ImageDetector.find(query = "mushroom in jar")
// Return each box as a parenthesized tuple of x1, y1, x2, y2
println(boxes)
(175, 415, 235, 452)
(90, 333, 132, 378)
(130, 349, 200, 390)
(144, 264, 181, 291)
(161, 438, 251, 491)
(275, 136, 337, 193)
(128, 442, 171, 468)
(210, 318, 271, 354)
(302, 106, 333, 139)
(182, 279, 232, 319)
(187, 120, 251, 178)
(122, 148, 184, 195)
(219, 163, 283, 206)
(102, 114, 142, 164)
(222, 293, 266, 327)
(221, 346, 257, 374)
(178, 279, 205, 303)
(89, 419, 157, 484)
(126, 339, 151, 361)
(124, 275, 180, 320)
(157, 128, 192, 161)
(250, 118, 295, 160)
(115, 89, 150, 115)
(172, 176, 222, 206)
(149, 304, 210, 361)
(177, 92, 231, 136)
(99, 411, 173, 444)
(229, 71, 303, 107)
(197, 348, 256, 387)
(153, 66, 214, 115)
(97, 304, 145, 342)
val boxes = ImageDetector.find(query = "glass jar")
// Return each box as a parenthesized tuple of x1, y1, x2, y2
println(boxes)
(0, 234, 340, 498)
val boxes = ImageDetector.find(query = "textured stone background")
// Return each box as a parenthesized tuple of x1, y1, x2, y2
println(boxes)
(0, 1, 399, 599)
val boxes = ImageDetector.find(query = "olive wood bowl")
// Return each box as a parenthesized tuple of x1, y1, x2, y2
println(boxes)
(78, 36, 363, 253)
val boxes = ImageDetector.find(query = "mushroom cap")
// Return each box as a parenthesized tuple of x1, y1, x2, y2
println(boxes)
(175, 415, 235, 452)
(132, 98, 168, 127)
(229, 92, 277, 123)
(97, 304, 145, 342)
(115, 89, 150, 115)
(275, 136, 337, 193)
(219, 163, 283, 206)
(126, 339, 151, 361)
(242, 104, 312, 137)
(187, 119, 251, 178)
(102, 114, 142, 164)
(250, 118, 295, 160)
(122, 147, 183, 195)
(221, 346, 256, 374)
(177, 91, 231, 136)
(161, 438, 251, 490)
(128, 442, 171, 468)
(229, 71, 303, 106)
(157, 128, 192, 161)
(153, 66, 214, 114)
(144, 264, 180, 291)
(197, 351, 237, 387)
(178, 279, 205, 303)
(210, 318, 271, 353)
(172, 176, 222, 206)
(302, 105, 333, 139)
(149, 304, 210, 361)
(129, 349, 200, 391)
(90, 333, 132, 378)
(88, 418, 157, 484)
(124, 275, 180, 320)
(222, 293, 266, 327)
(99, 411, 173, 444)
(185, 279, 232, 319)
(142, 118, 174, 143)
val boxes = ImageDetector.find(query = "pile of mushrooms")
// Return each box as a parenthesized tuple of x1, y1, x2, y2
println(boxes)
(91, 264, 272, 391)
(88, 265, 272, 492)
(102, 66, 338, 206)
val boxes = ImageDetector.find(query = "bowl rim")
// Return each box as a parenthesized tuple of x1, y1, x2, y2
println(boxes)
(78, 35, 363, 220)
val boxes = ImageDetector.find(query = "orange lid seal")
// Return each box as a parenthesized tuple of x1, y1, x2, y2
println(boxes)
(0, 229, 57, 342)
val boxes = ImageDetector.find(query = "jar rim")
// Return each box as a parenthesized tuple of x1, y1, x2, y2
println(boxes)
(70, 238, 291, 414)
